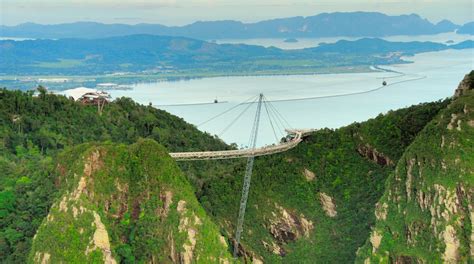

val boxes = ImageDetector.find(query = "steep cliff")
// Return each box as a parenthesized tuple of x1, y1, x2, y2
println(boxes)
(29, 139, 233, 263)
(356, 72, 474, 263)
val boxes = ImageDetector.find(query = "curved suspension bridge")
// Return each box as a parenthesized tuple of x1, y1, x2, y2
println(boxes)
(170, 128, 314, 160)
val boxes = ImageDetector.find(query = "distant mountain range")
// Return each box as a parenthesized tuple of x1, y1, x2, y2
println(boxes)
(457, 22, 474, 35)
(1, 34, 472, 76)
(0, 12, 466, 40)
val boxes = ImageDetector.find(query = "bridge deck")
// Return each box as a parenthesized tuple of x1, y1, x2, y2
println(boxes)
(170, 129, 315, 161)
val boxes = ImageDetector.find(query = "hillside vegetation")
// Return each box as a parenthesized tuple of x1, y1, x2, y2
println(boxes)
(356, 72, 474, 263)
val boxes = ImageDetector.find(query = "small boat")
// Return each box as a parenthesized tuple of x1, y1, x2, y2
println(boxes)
(382, 81, 387, 86)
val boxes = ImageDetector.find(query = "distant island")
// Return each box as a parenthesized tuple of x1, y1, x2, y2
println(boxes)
(1, 35, 472, 90)
(0, 12, 466, 40)
(284, 38, 299, 43)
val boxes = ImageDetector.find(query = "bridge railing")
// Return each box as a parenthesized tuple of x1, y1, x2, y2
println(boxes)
(170, 130, 310, 161)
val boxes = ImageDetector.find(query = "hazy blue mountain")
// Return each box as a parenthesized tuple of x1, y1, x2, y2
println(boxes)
(313, 38, 448, 55)
(450, 40, 474, 49)
(0, 12, 459, 40)
(457, 22, 474, 35)
(435, 19, 459, 32)
(1, 35, 470, 76)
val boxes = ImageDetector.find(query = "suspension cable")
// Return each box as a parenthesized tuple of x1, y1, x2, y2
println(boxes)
(197, 95, 258, 127)
(266, 98, 293, 130)
(270, 102, 292, 130)
(264, 96, 291, 131)
(218, 97, 258, 137)
(262, 98, 279, 143)
(265, 99, 286, 138)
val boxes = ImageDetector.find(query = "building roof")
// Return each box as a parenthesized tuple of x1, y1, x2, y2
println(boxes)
(62, 87, 97, 100)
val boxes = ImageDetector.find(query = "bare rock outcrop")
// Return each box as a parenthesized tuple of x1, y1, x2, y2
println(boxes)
(319, 192, 337, 217)
(265, 203, 314, 256)
(86, 212, 116, 264)
(357, 144, 393, 166)
(303, 168, 316, 181)
(442, 225, 460, 263)
(369, 230, 382, 253)
(447, 114, 459, 130)
(177, 200, 202, 264)
(34, 252, 51, 264)
(262, 240, 285, 256)
(268, 204, 313, 243)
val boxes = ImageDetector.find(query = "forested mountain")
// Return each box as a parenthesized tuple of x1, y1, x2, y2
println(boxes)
(1, 35, 472, 76)
(0, 87, 233, 262)
(1, 72, 472, 263)
(0, 12, 459, 39)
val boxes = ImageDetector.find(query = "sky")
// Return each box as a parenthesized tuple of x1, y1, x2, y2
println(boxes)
(1, 0, 473, 26)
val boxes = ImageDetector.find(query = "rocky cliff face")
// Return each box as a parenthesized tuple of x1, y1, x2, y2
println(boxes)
(29, 139, 233, 263)
(356, 72, 474, 263)
(454, 71, 474, 98)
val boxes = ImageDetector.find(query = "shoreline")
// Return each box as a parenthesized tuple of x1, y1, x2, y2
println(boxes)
(0, 65, 380, 91)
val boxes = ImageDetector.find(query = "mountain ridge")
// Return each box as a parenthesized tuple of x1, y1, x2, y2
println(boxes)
(0, 12, 461, 39)
(458, 22, 474, 35)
